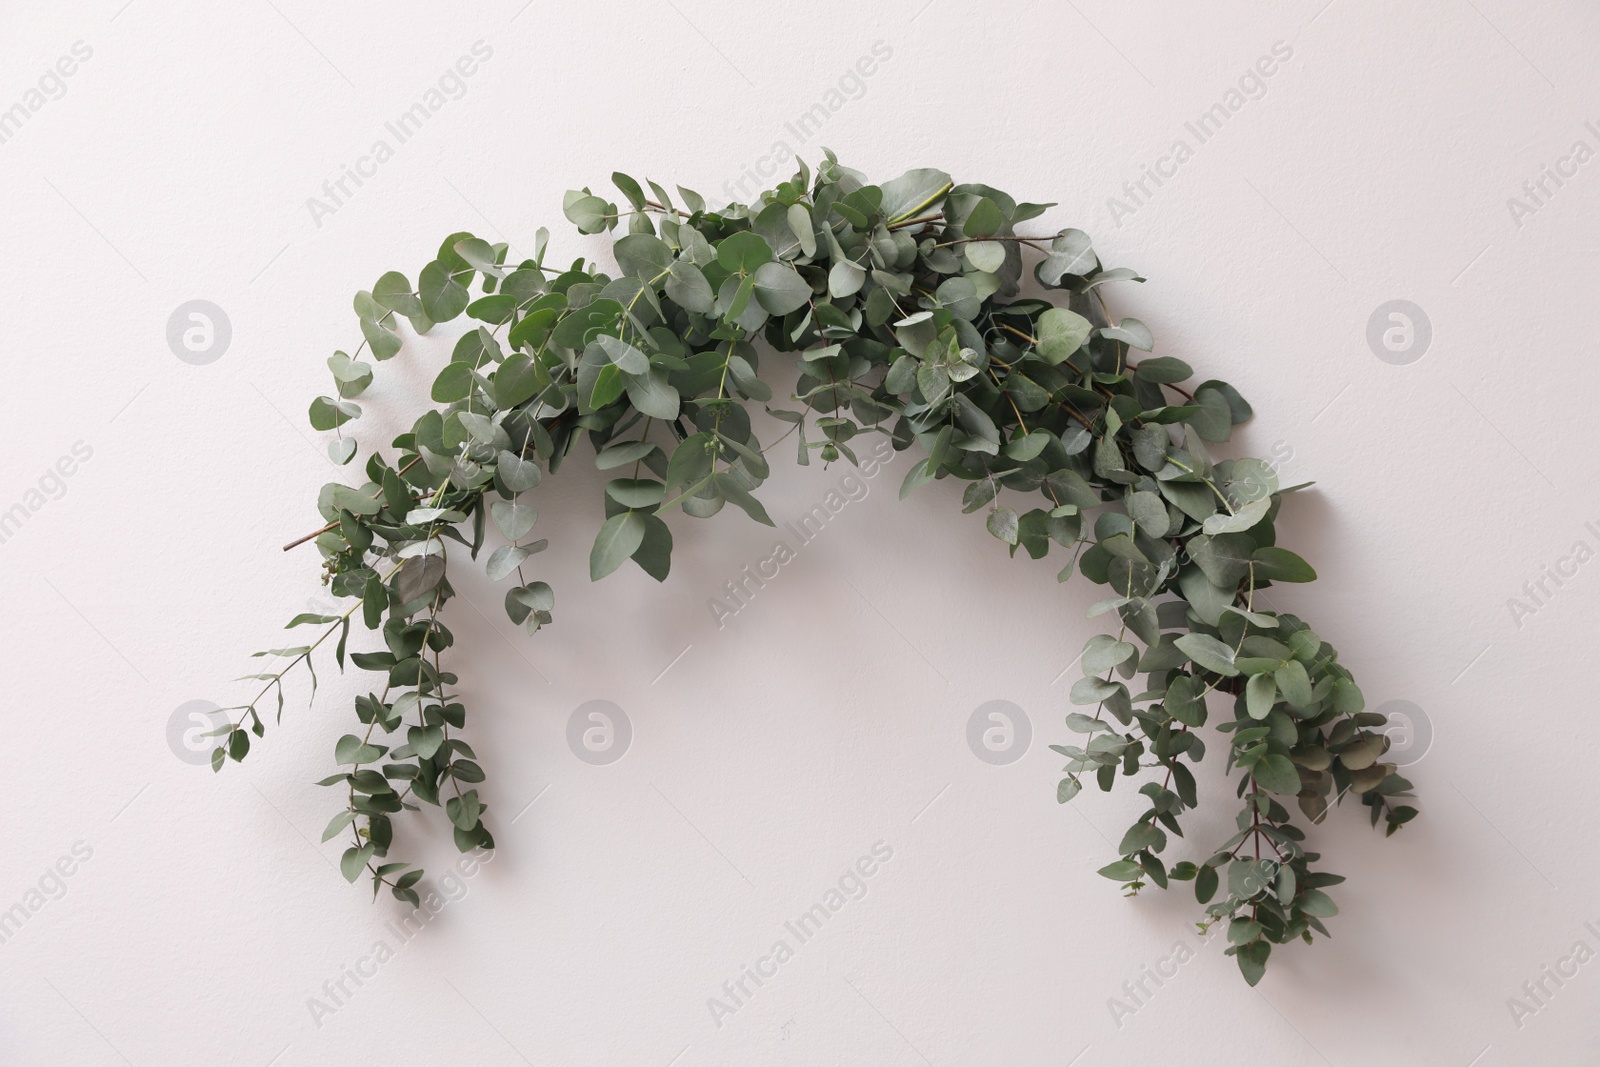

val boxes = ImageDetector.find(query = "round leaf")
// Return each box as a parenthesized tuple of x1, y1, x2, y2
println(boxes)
(752, 262, 812, 315)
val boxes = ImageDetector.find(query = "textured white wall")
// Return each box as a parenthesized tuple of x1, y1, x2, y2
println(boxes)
(1, 1, 1595, 1064)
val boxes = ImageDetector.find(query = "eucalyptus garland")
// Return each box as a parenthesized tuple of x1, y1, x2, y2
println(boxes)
(219, 155, 1416, 984)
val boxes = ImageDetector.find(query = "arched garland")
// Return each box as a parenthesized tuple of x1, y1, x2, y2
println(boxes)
(220, 156, 1417, 985)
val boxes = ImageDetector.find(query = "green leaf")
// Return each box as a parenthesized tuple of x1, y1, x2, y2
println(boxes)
(1004, 429, 1051, 462)
(1245, 673, 1277, 720)
(596, 440, 658, 470)
(828, 259, 866, 298)
(963, 197, 1005, 238)
(452, 326, 500, 368)
(523, 581, 556, 613)
(752, 262, 812, 315)
(597, 334, 650, 375)
(665, 259, 714, 312)
(613, 233, 673, 278)
(962, 479, 999, 514)
(590, 364, 627, 410)
(328, 351, 373, 392)
(1339, 734, 1387, 771)
(340, 844, 376, 884)
(590, 511, 647, 580)
(723, 275, 755, 324)
(676, 184, 705, 213)
(308, 396, 358, 431)
(1119, 821, 1166, 855)
(1082, 634, 1137, 673)
(606, 478, 666, 508)
(665, 433, 714, 488)
(1332, 676, 1364, 716)
(335, 733, 386, 765)
(1097, 859, 1143, 882)
(714, 472, 774, 527)
(1065, 713, 1111, 733)
(564, 192, 611, 234)
(1036, 307, 1092, 364)
(966, 240, 1005, 273)
(1160, 479, 1217, 523)
(458, 412, 497, 446)
(1164, 673, 1207, 727)
(551, 297, 621, 350)
(1195, 380, 1254, 424)
(453, 237, 504, 277)
(1203, 496, 1271, 535)
(611, 171, 646, 210)
(917, 363, 950, 406)
(632, 514, 674, 581)
(1229, 857, 1278, 899)
(505, 581, 554, 624)
(1275, 659, 1313, 708)
(986, 505, 1019, 545)
(372, 271, 421, 317)
(392, 555, 445, 606)
(1297, 888, 1338, 917)
(361, 316, 402, 360)
(1236, 941, 1270, 986)
(899, 457, 936, 499)
(1126, 491, 1169, 538)
(786, 202, 817, 257)
(716, 231, 772, 273)
(493, 353, 542, 408)
(1071, 676, 1122, 706)
(1057, 777, 1082, 803)
(1132, 427, 1170, 472)
(431, 362, 473, 403)
(1175, 633, 1239, 677)
(1133, 356, 1193, 383)
(879, 167, 952, 222)
(328, 484, 379, 518)
(1039, 229, 1098, 284)
(659, 476, 716, 515)
(1288, 629, 1322, 663)
(1102, 317, 1153, 351)
(726, 354, 772, 402)
(497, 451, 541, 492)
(1189, 388, 1234, 442)
(1190, 533, 1254, 588)
(486, 547, 531, 579)
(491, 500, 538, 542)
(1275, 864, 1297, 904)
(1252, 546, 1318, 583)
(321, 810, 356, 843)
(625, 369, 680, 420)
(409, 724, 446, 760)
(1252, 753, 1302, 795)
(1195, 864, 1219, 904)
(447, 790, 483, 831)
(419, 260, 470, 322)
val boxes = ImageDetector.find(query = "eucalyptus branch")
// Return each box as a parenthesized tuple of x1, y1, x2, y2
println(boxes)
(218, 156, 1414, 983)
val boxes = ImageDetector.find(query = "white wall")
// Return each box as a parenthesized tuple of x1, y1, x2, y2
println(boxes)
(1, 1, 1595, 1064)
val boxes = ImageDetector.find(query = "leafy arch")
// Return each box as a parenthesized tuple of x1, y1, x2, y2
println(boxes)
(223, 156, 1415, 985)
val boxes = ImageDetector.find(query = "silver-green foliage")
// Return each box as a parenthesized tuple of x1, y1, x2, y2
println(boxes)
(219, 155, 1417, 984)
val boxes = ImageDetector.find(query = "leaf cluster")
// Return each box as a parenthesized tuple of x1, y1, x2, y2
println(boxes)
(220, 155, 1415, 979)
